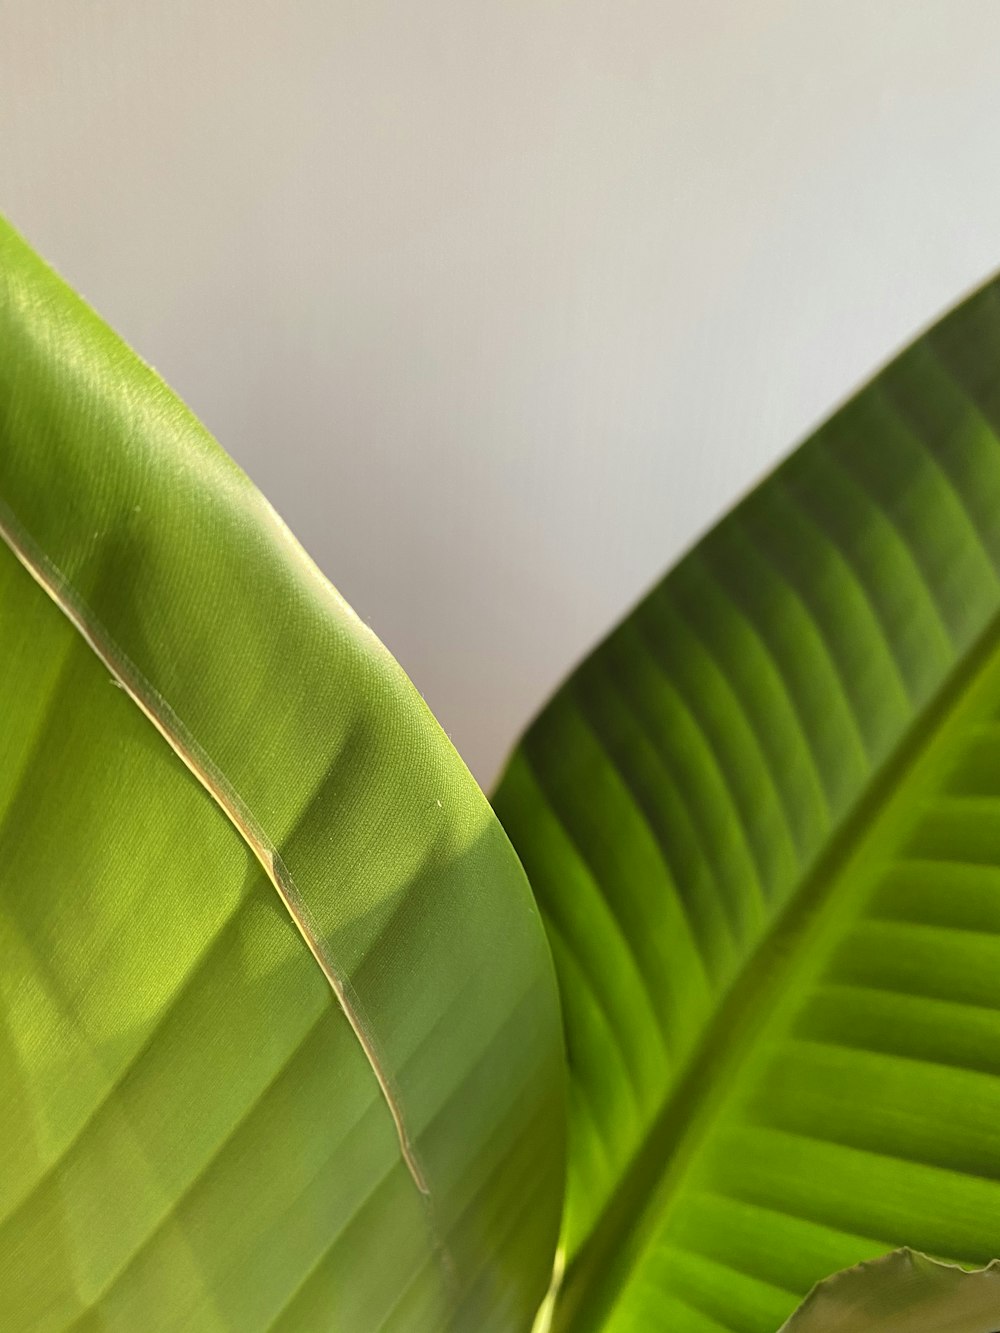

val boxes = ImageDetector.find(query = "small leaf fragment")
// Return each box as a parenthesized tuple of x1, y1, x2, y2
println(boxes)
(779, 1247, 1000, 1333)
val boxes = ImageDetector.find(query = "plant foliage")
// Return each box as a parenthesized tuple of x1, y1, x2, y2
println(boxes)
(0, 216, 565, 1331)
(5, 213, 1000, 1332)
(494, 274, 1000, 1329)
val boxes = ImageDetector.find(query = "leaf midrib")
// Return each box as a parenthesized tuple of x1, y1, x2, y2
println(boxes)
(554, 597, 1000, 1332)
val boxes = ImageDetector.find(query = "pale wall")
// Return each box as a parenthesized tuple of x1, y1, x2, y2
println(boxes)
(4, 2, 1000, 781)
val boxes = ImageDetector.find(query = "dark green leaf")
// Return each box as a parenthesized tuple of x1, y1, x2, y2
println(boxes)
(495, 275, 1000, 1331)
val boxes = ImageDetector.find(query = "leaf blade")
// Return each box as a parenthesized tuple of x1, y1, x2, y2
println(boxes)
(0, 214, 566, 1330)
(494, 274, 1000, 1330)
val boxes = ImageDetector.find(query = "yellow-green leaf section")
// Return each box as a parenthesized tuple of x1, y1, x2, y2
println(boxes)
(0, 216, 565, 1331)
(494, 276, 1000, 1330)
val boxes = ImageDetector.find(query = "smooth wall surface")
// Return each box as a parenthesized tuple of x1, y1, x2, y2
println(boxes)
(4, 2, 1000, 783)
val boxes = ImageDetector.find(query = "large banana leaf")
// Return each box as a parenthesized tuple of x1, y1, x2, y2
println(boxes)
(493, 276, 1000, 1329)
(0, 216, 565, 1331)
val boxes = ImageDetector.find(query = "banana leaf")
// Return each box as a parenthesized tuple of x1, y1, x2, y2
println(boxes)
(0, 216, 566, 1332)
(494, 274, 1000, 1330)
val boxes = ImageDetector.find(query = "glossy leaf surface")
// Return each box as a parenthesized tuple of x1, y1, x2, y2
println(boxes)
(0, 216, 565, 1331)
(494, 275, 1000, 1330)
(780, 1249, 1000, 1333)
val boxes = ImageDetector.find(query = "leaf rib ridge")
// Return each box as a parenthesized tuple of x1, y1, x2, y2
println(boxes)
(523, 743, 674, 1065)
(623, 618, 769, 924)
(654, 578, 807, 874)
(0, 496, 431, 1201)
(0, 890, 257, 1233)
(77, 1004, 335, 1324)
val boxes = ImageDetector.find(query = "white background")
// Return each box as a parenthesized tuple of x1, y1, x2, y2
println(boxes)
(4, 2, 1000, 783)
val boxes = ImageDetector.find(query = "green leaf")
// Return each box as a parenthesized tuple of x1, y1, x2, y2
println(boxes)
(0, 215, 565, 1330)
(493, 276, 1000, 1330)
(778, 1249, 1000, 1332)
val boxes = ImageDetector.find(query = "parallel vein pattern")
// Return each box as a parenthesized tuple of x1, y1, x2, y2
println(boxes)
(493, 274, 1000, 1330)
(0, 502, 429, 1195)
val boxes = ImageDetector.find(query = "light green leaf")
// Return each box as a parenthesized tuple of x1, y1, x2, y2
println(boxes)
(0, 215, 565, 1331)
(493, 276, 1000, 1330)
(779, 1249, 1000, 1332)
